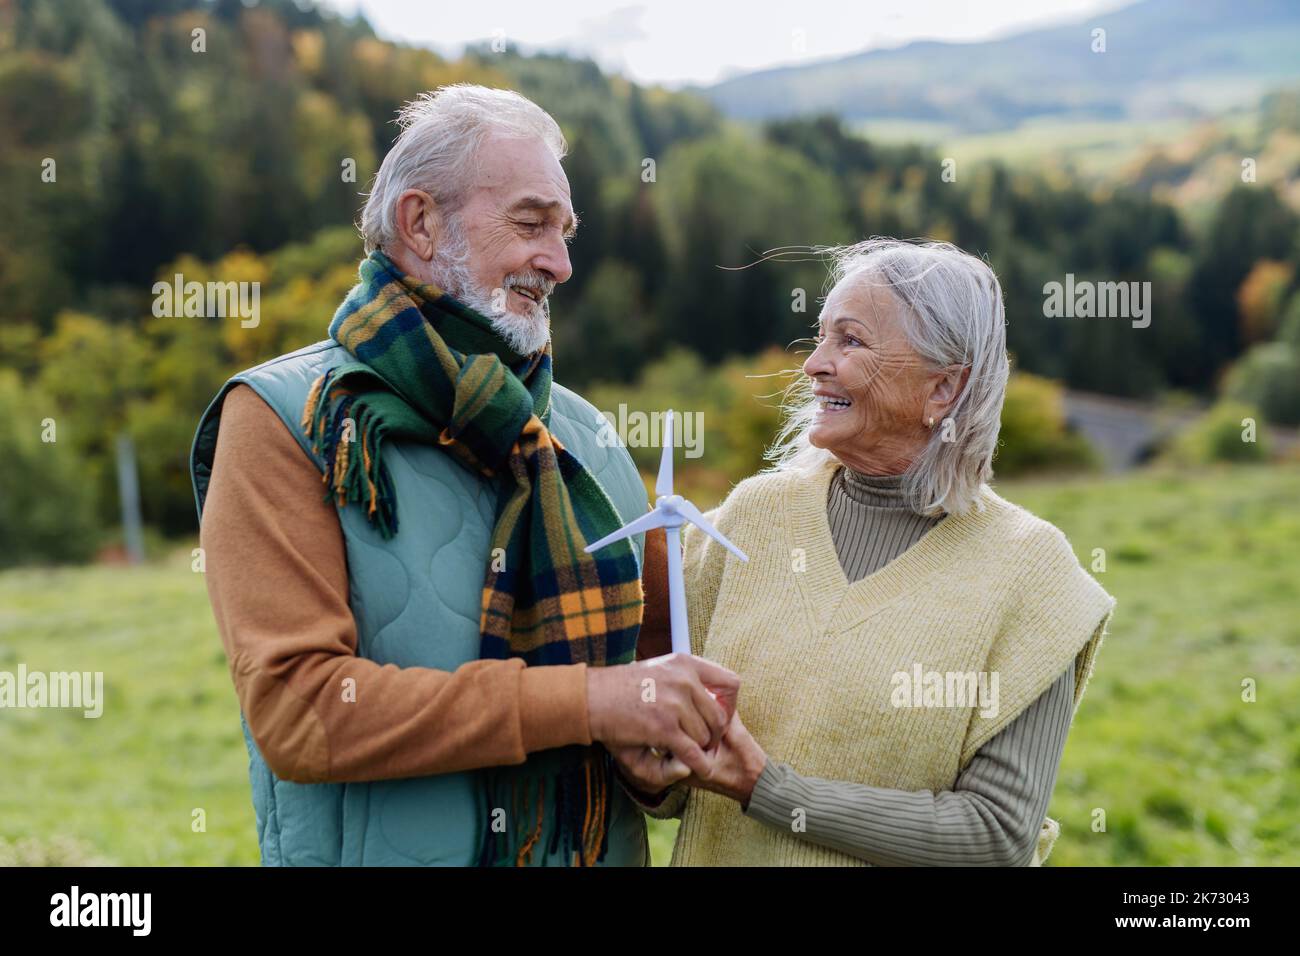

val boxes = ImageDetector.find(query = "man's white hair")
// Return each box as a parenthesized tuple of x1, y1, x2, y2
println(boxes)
(359, 84, 567, 254)
(765, 238, 1010, 517)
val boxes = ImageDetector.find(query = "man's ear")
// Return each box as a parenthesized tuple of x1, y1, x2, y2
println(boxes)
(922, 364, 972, 426)
(393, 189, 441, 261)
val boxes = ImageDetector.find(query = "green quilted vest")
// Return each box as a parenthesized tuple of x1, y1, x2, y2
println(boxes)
(190, 340, 650, 866)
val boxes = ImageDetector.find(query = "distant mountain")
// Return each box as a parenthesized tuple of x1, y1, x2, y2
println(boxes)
(700, 0, 1300, 132)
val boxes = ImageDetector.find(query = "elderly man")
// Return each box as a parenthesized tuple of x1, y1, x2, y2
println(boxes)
(188, 85, 736, 867)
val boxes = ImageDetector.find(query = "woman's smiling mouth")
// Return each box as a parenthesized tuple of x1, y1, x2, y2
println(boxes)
(815, 390, 854, 413)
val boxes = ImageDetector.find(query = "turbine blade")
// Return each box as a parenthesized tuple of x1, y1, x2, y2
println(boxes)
(583, 508, 671, 554)
(676, 499, 748, 562)
(655, 409, 675, 498)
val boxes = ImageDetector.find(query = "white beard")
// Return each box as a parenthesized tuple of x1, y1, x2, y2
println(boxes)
(429, 218, 552, 356)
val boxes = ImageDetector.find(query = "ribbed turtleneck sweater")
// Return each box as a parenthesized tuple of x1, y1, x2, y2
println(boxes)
(633, 464, 1079, 866)
(826, 466, 945, 579)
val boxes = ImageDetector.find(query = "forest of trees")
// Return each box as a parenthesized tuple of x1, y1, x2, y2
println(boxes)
(2, 0, 1299, 559)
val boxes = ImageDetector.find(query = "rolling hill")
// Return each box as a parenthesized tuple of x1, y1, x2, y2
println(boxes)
(701, 0, 1300, 132)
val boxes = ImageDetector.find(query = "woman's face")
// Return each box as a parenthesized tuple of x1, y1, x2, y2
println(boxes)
(802, 274, 935, 474)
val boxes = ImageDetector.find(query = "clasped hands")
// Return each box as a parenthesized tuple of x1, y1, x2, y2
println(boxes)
(586, 653, 767, 807)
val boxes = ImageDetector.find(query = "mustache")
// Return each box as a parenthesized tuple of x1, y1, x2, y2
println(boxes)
(504, 272, 555, 299)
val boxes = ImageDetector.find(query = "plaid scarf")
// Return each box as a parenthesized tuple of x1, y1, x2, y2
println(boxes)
(301, 250, 644, 865)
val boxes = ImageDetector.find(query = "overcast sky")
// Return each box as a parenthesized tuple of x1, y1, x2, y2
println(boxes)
(328, 0, 1135, 87)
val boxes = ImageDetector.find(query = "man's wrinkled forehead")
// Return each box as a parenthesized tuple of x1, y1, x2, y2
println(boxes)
(472, 135, 574, 219)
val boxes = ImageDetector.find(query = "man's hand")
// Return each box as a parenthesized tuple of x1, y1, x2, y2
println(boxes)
(610, 744, 692, 800)
(587, 653, 739, 779)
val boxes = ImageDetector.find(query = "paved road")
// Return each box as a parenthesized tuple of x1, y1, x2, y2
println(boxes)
(1062, 391, 1297, 471)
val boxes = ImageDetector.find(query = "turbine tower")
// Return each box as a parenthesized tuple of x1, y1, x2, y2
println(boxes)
(584, 409, 748, 656)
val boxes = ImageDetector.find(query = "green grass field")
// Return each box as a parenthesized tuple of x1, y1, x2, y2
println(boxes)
(848, 115, 1200, 180)
(2, 463, 1297, 865)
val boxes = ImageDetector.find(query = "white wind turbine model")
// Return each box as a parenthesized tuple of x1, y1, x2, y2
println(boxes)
(584, 409, 748, 657)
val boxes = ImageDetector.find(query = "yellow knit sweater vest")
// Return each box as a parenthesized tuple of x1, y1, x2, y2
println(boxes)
(671, 458, 1116, 867)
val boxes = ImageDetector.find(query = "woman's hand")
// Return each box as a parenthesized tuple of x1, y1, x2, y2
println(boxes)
(683, 710, 767, 808)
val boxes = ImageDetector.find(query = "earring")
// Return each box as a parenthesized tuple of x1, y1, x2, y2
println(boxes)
(928, 417, 935, 428)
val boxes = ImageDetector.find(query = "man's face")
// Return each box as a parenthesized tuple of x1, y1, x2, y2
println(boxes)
(432, 134, 576, 354)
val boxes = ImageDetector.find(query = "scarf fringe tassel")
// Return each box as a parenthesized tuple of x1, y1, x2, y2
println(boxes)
(301, 370, 398, 538)
(478, 749, 613, 867)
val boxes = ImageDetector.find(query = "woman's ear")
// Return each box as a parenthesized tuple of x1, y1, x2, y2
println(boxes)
(923, 364, 972, 427)
(393, 189, 442, 262)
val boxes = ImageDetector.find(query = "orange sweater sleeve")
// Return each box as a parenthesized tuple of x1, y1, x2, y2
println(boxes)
(636, 526, 672, 661)
(199, 383, 592, 784)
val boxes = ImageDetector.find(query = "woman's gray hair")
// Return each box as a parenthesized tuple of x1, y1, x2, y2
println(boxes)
(765, 238, 1010, 517)
(359, 84, 567, 254)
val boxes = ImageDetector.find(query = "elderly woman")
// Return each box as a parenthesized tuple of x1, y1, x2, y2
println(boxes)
(614, 238, 1116, 866)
